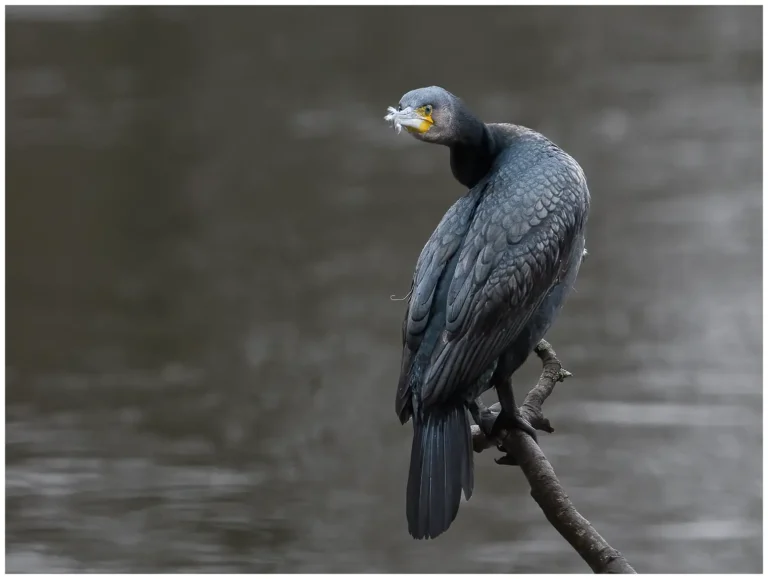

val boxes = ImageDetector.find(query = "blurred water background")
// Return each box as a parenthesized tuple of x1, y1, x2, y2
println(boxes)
(5, 5, 762, 573)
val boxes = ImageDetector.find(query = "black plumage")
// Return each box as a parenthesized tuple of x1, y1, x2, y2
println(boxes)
(386, 87, 590, 540)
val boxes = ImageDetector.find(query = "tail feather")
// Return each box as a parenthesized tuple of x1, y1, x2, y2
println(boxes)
(406, 405, 473, 539)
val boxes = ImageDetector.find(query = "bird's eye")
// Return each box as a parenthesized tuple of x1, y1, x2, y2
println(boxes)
(425, 104, 433, 115)
(397, 104, 402, 111)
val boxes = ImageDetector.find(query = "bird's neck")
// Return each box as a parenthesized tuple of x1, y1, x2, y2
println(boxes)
(449, 121, 496, 189)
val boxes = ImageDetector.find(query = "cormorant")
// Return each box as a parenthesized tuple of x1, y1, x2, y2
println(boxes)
(384, 86, 590, 540)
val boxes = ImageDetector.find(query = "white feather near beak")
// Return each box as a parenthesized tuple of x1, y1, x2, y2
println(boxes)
(384, 106, 426, 134)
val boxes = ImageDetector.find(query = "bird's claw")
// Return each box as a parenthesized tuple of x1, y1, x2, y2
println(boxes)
(490, 407, 538, 443)
(495, 453, 519, 466)
(489, 407, 538, 467)
(474, 406, 500, 438)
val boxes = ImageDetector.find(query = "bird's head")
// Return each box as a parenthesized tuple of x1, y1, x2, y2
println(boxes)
(384, 86, 469, 145)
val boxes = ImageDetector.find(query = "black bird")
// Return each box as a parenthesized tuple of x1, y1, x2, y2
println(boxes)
(385, 87, 590, 540)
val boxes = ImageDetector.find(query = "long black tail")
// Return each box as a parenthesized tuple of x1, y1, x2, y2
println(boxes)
(406, 404, 474, 539)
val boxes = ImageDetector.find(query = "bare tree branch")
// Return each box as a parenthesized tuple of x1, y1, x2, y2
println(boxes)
(471, 340, 636, 574)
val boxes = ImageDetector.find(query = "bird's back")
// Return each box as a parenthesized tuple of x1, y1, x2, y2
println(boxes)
(483, 124, 589, 222)
(397, 124, 589, 418)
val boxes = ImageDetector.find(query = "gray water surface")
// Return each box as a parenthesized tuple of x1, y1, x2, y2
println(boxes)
(6, 6, 762, 573)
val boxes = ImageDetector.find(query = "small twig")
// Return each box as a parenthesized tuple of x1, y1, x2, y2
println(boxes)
(470, 340, 636, 574)
(519, 339, 572, 432)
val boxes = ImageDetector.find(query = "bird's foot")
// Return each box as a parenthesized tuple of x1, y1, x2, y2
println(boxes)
(489, 405, 537, 466)
(470, 402, 500, 439)
(490, 405, 537, 440)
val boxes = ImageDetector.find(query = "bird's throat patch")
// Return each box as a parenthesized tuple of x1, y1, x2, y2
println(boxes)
(405, 107, 434, 134)
(405, 119, 433, 134)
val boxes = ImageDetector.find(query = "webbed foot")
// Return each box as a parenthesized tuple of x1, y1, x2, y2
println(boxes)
(490, 408, 538, 466)
(468, 398, 499, 438)
(490, 406, 537, 442)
